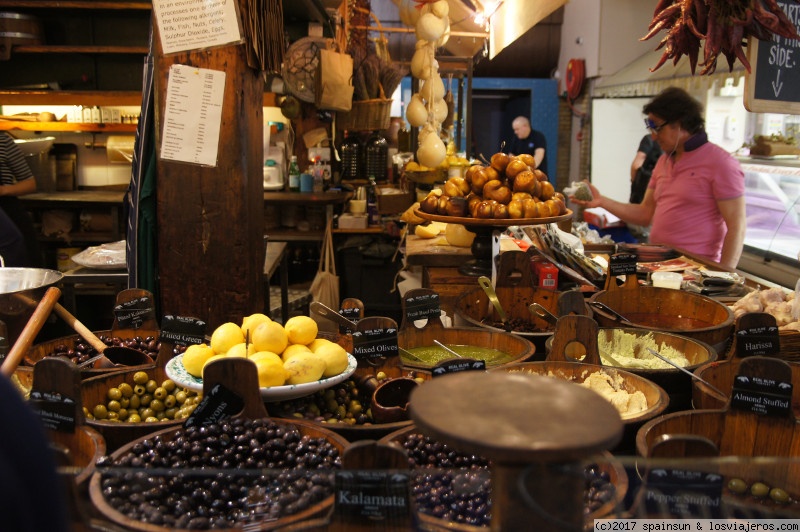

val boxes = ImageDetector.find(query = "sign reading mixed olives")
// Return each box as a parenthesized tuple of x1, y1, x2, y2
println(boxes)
(418, 151, 567, 220)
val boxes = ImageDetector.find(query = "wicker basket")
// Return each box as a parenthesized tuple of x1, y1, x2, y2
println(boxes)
(336, 98, 392, 131)
(780, 330, 800, 363)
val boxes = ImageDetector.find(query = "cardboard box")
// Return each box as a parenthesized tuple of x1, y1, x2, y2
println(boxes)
(377, 186, 414, 214)
(534, 261, 558, 290)
(583, 207, 626, 229)
(338, 213, 368, 229)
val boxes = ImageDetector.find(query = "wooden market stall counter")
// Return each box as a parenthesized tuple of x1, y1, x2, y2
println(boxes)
(403, 234, 476, 316)
(403, 234, 785, 317)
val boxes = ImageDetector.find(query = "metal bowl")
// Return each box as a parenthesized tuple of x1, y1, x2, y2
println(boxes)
(0, 268, 63, 345)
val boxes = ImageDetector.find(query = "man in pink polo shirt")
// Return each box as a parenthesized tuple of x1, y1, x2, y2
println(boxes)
(571, 87, 745, 269)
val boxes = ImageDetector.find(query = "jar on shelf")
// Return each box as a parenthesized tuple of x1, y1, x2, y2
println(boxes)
(340, 130, 362, 181)
(364, 131, 388, 183)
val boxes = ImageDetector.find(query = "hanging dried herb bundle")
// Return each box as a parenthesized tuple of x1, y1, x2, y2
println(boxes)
(642, 0, 800, 75)
(241, 0, 285, 73)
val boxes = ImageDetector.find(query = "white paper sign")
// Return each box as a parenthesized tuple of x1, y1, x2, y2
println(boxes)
(153, 0, 242, 55)
(160, 65, 225, 166)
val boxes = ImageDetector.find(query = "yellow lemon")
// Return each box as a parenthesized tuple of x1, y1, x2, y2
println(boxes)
(283, 352, 326, 385)
(284, 315, 318, 345)
(210, 322, 245, 354)
(281, 343, 312, 362)
(241, 313, 271, 338)
(307, 338, 334, 353)
(252, 320, 289, 355)
(226, 342, 256, 358)
(249, 351, 282, 365)
(315, 342, 350, 377)
(182, 343, 216, 378)
(254, 356, 287, 387)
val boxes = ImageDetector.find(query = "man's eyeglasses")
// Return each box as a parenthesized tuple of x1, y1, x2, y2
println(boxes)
(645, 118, 668, 133)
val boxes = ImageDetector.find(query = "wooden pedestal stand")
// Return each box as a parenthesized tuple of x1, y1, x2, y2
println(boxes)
(409, 371, 623, 531)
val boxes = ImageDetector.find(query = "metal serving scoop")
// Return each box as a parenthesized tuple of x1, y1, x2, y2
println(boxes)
(477, 276, 507, 326)
(528, 303, 558, 326)
(646, 347, 728, 402)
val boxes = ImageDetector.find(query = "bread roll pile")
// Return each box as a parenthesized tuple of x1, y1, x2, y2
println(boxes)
(418, 151, 567, 219)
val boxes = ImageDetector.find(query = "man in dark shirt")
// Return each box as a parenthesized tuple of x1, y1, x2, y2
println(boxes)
(506, 116, 547, 177)
(629, 134, 663, 204)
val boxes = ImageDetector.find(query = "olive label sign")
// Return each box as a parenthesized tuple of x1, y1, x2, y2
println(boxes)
(161, 315, 207, 346)
(730, 374, 792, 418)
(114, 297, 156, 329)
(338, 308, 360, 335)
(608, 253, 637, 276)
(352, 327, 399, 361)
(642, 468, 723, 518)
(184, 383, 244, 428)
(333, 470, 411, 523)
(29, 391, 77, 433)
(404, 293, 441, 322)
(735, 324, 780, 358)
(431, 358, 486, 377)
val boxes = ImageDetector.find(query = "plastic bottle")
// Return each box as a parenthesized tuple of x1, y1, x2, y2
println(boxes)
(340, 130, 361, 181)
(365, 131, 388, 182)
(288, 155, 300, 192)
(366, 176, 380, 226)
(312, 156, 324, 193)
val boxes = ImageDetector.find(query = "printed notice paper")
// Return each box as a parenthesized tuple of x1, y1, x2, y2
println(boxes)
(160, 65, 225, 166)
(153, 0, 242, 55)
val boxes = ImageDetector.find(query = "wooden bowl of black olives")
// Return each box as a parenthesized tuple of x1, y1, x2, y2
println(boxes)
(379, 425, 628, 529)
(24, 329, 160, 376)
(89, 417, 349, 530)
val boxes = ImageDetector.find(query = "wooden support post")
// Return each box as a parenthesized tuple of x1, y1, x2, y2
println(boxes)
(152, 15, 264, 328)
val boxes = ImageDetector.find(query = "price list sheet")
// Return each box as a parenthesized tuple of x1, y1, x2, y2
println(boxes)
(160, 64, 225, 166)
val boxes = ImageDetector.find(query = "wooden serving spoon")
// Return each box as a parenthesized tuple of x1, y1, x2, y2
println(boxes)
(1, 287, 62, 376)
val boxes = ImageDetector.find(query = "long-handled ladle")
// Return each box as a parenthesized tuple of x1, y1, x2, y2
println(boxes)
(646, 347, 728, 402)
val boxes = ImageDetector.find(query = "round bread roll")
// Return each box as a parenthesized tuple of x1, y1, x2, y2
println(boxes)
(512, 170, 537, 194)
(483, 180, 512, 204)
(517, 153, 536, 168)
(469, 167, 490, 195)
(490, 152, 511, 173)
(420, 194, 439, 213)
(508, 198, 525, 219)
(504, 157, 529, 179)
(522, 198, 539, 218)
(494, 203, 509, 219)
(539, 181, 555, 201)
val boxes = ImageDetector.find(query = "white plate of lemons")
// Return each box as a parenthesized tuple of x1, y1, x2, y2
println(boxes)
(165, 314, 358, 402)
(165, 351, 357, 401)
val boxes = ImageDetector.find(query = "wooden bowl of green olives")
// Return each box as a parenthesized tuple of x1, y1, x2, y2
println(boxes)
(80, 349, 200, 452)
(379, 425, 628, 530)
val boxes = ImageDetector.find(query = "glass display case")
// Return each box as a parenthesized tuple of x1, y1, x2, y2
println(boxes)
(739, 158, 800, 271)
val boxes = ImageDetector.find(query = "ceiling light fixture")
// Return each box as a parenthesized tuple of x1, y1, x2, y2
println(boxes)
(472, 0, 503, 29)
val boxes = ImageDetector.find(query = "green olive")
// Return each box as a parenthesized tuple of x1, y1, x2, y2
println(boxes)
(751, 482, 770, 498)
(162, 379, 176, 393)
(117, 408, 128, 420)
(153, 387, 167, 400)
(175, 390, 187, 405)
(150, 399, 165, 412)
(92, 404, 108, 419)
(129, 395, 141, 409)
(140, 407, 155, 420)
(145, 379, 157, 394)
(107, 387, 122, 401)
(727, 478, 748, 494)
(144, 416, 159, 423)
(133, 384, 146, 396)
(164, 395, 177, 408)
(106, 411, 119, 421)
(107, 400, 121, 412)
(770, 488, 790, 503)
(118, 382, 134, 398)
(127, 413, 142, 423)
(133, 371, 149, 385)
(139, 394, 152, 406)
(164, 407, 178, 419)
